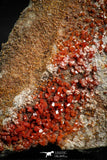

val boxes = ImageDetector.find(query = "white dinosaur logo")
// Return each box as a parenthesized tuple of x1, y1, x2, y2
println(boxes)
(40, 151, 54, 158)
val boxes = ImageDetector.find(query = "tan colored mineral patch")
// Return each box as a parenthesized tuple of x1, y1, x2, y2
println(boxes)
(0, 0, 65, 118)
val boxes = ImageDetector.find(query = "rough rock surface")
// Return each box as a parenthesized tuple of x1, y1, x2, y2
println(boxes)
(0, 0, 107, 154)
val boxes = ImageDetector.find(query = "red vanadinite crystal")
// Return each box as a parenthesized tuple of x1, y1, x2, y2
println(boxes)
(67, 95, 73, 103)
(26, 106, 34, 113)
(54, 95, 60, 102)
(104, 46, 107, 54)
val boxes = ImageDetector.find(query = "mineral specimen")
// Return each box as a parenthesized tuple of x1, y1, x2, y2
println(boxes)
(0, 0, 107, 154)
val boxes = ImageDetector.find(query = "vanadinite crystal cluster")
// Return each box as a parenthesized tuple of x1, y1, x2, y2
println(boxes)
(0, 0, 107, 154)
